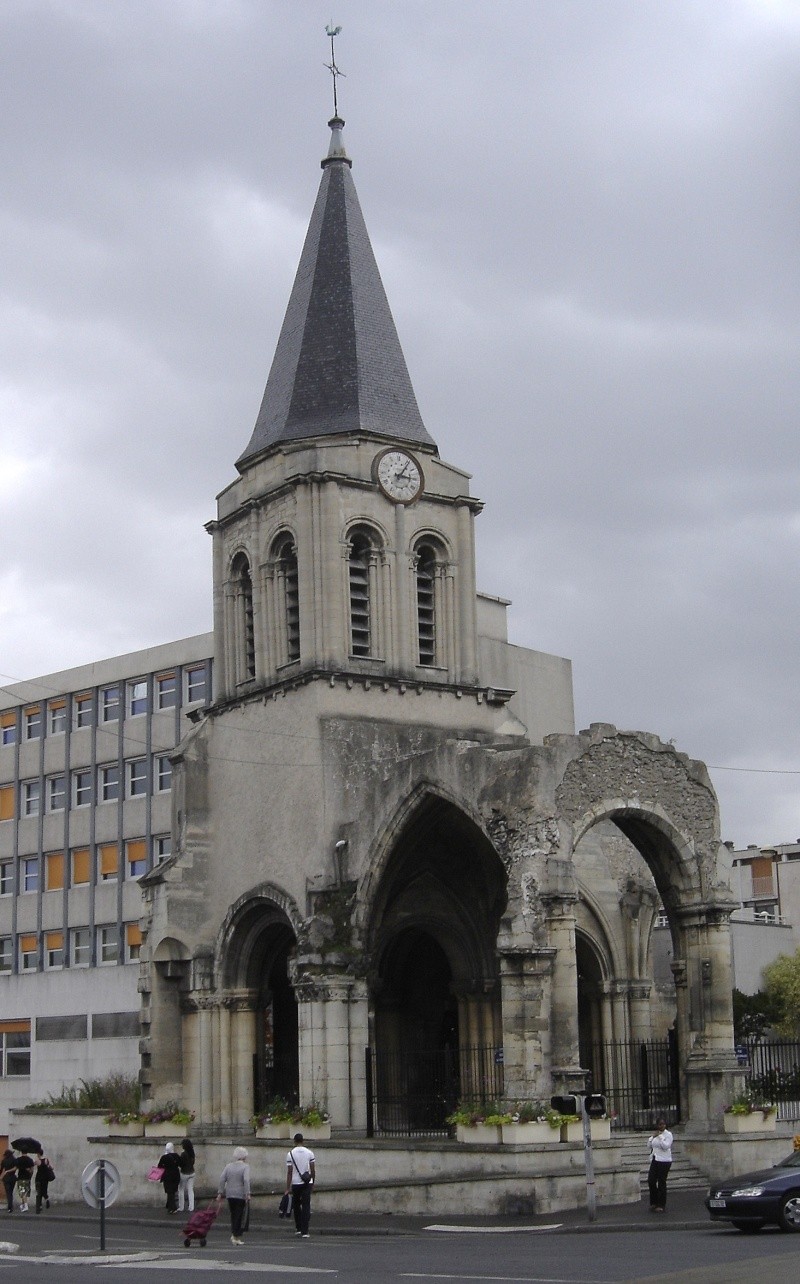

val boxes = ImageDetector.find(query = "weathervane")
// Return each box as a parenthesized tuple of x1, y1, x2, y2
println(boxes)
(324, 22, 345, 116)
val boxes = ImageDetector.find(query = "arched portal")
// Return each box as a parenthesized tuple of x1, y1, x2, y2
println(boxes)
(214, 888, 302, 1121)
(577, 932, 606, 1072)
(366, 793, 507, 1132)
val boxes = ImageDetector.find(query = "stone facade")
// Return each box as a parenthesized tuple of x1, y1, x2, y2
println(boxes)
(138, 118, 742, 1165)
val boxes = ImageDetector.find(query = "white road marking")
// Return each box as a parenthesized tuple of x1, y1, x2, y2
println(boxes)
(422, 1224, 563, 1234)
(0, 1253, 335, 1273)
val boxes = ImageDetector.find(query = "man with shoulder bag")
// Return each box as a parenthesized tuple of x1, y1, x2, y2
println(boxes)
(285, 1132, 316, 1238)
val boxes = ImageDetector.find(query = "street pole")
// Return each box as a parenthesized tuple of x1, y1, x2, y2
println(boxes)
(99, 1159, 106, 1250)
(583, 1105, 597, 1222)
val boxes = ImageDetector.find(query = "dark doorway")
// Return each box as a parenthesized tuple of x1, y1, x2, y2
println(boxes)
(254, 935, 299, 1111)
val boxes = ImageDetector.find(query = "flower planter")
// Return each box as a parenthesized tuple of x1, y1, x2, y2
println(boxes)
(560, 1120, 584, 1143)
(501, 1121, 556, 1145)
(297, 1122, 331, 1142)
(107, 1121, 145, 1137)
(723, 1111, 777, 1133)
(144, 1121, 188, 1138)
(256, 1123, 292, 1139)
(588, 1117, 611, 1141)
(455, 1123, 502, 1144)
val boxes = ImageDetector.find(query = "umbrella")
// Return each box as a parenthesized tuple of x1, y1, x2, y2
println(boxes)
(11, 1137, 42, 1154)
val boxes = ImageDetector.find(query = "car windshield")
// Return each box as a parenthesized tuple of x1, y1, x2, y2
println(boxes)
(778, 1152, 800, 1169)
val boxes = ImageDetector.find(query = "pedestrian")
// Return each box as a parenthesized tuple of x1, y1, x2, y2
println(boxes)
(178, 1137, 195, 1212)
(15, 1152, 34, 1212)
(216, 1145, 250, 1246)
(647, 1117, 673, 1212)
(285, 1131, 315, 1239)
(0, 1151, 17, 1213)
(158, 1141, 182, 1214)
(34, 1154, 55, 1213)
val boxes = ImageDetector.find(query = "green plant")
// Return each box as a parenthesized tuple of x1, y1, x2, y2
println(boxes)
(251, 1097, 293, 1128)
(510, 1101, 548, 1125)
(104, 1109, 144, 1126)
(544, 1107, 580, 1129)
(27, 1073, 140, 1115)
(724, 1093, 775, 1118)
(145, 1101, 195, 1126)
(445, 1100, 504, 1127)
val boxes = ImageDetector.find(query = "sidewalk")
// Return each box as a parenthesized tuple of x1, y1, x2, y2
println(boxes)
(29, 1187, 712, 1236)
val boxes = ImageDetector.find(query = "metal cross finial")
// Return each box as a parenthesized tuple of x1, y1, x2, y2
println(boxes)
(324, 22, 345, 116)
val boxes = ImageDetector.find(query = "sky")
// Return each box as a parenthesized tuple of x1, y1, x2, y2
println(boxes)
(1, 0, 798, 848)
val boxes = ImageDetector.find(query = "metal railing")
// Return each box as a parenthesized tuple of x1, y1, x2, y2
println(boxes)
(584, 1034, 680, 1130)
(365, 1043, 504, 1137)
(744, 1039, 800, 1122)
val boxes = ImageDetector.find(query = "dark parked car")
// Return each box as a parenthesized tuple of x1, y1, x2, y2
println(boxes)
(707, 1150, 800, 1232)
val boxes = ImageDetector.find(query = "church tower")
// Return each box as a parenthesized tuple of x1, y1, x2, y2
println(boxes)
(210, 116, 485, 703)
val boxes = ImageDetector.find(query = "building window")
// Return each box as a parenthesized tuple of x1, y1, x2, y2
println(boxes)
(0, 712, 17, 746)
(22, 780, 40, 817)
(415, 542, 439, 666)
(128, 680, 148, 717)
(0, 939, 11, 973)
(127, 758, 147, 798)
(126, 840, 147, 878)
(155, 755, 172, 792)
(0, 786, 13, 822)
(73, 769, 92, 807)
(71, 847, 90, 886)
(98, 843, 119, 882)
(1, 1022, 31, 1075)
(71, 927, 91, 966)
(48, 701, 66, 735)
(0, 863, 12, 896)
(74, 693, 93, 729)
(271, 535, 300, 666)
(126, 922, 143, 962)
(99, 763, 120, 803)
(101, 686, 120, 722)
(24, 707, 42, 740)
(231, 552, 256, 684)
(348, 528, 380, 658)
(156, 672, 178, 709)
(185, 665, 207, 704)
(21, 858, 38, 893)
(97, 925, 119, 965)
(154, 835, 171, 862)
(44, 851, 64, 892)
(45, 930, 63, 969)
(19, 933, 38, 970)
(47, 775, 66, 812)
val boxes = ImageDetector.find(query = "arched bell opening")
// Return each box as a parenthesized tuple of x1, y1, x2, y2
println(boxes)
(366, 795, 507, 1133)
(219, 894, 301, 1117)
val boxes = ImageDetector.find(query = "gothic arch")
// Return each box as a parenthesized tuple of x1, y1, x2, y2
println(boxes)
(216, 882, 303, 989)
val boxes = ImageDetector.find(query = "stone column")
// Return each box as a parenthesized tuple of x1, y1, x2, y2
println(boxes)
(541, 859, 584, 1098)
(294, 968, 370, 1132)
(497, 946, 556, 1102)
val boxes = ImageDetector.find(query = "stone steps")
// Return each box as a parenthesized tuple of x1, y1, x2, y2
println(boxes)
(615, 1131, 709, 1190)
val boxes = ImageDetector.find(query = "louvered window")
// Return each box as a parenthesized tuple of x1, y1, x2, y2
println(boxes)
(348, 532, 372, 657)
(232, 553, 256, 682)
(416, 544, 437, 666)
(275, 537, 300, 664)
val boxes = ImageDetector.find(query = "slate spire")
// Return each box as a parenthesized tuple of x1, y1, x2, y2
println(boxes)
(237, 117, 436, 471)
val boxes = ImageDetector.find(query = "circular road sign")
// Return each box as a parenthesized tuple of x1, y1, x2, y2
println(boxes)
(81, 1159, 121, 1208)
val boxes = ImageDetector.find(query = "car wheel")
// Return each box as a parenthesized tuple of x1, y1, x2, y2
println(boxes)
(731, 1221, 763, 1233)
(778, 1192, 800, 1232)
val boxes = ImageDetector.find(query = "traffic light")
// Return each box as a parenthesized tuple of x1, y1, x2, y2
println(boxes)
(584, 1094, 607, 1118)
(550, 1095, 579, 1115)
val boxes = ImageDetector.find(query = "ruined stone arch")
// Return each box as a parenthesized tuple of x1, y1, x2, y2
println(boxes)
(216, 882, 303, 990)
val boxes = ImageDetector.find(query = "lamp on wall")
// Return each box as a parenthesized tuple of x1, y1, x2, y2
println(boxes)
(333, 838, 348, 885)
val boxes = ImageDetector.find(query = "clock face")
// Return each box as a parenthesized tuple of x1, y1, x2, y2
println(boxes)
(375, 450, 423, 504)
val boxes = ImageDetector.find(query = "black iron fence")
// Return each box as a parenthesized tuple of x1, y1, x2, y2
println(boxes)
(743, 1039, 800, 1122)
(365, 1044, 504, 1137)
(584, 1034, 680, 1130)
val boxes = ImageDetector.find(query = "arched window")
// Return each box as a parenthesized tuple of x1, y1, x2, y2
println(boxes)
(272, 535, 300, 665)
(232, 552, 255, 683)
(348, 528, 379, 658)
(415, 542, 437, 666)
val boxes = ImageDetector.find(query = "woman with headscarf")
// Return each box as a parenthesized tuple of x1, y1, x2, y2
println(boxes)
(158, 1141, 182, 1213)
(216, 1145, 250, 1246)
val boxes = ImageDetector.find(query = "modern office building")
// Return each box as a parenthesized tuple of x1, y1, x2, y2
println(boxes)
(0, 637, 211, 1131)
